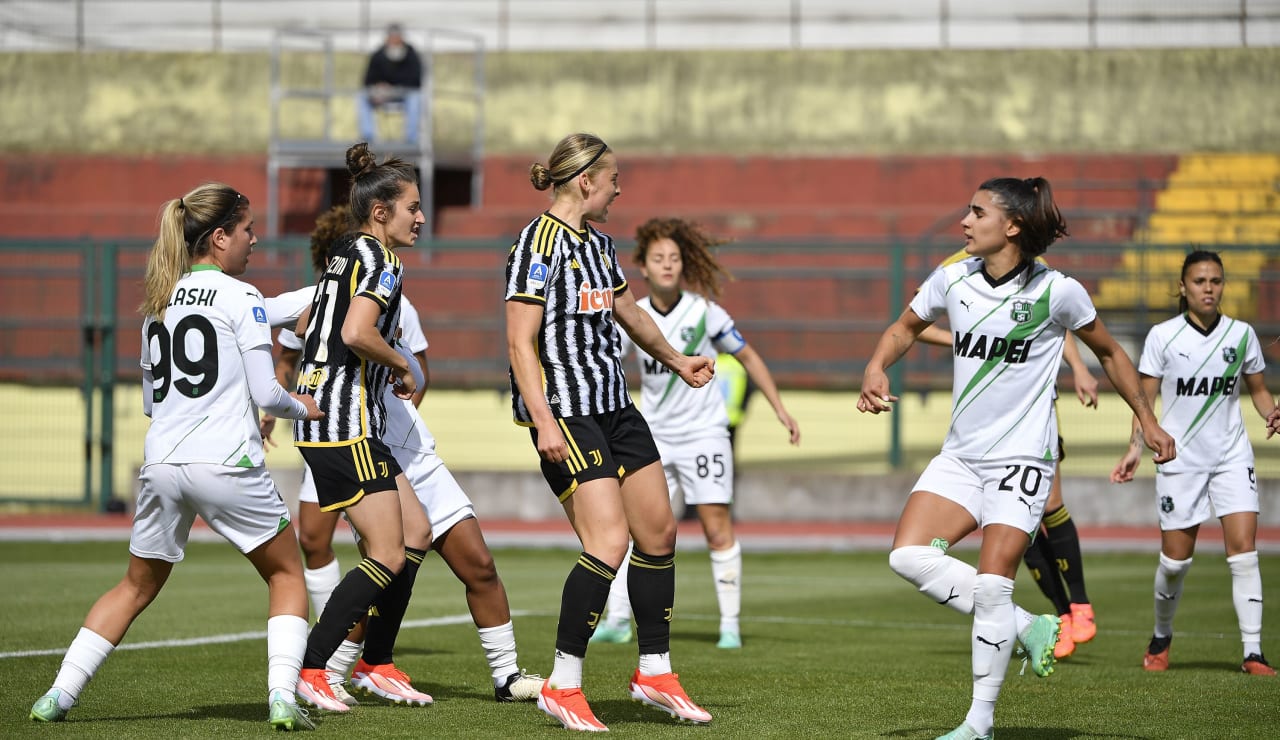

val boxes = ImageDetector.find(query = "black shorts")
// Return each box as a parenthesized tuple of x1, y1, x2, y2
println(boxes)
(1058, 434, 1066, 463)
(299, 437, 402, 512)
(530, 405, 661, 502)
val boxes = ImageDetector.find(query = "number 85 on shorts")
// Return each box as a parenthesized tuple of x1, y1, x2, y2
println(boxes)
(913, 455, 1054, 533)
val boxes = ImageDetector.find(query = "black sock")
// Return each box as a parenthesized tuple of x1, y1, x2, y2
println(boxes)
(628, 548, 675, 655)
(305, 557, 396, 668)
(1043, 505, 1089, 603)
(362, 547, 427, 665)
(1023, 532, 1071, 616)
(554, 552, 615, 657)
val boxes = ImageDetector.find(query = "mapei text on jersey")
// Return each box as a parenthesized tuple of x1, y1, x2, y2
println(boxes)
(952, 332, 1033, 363)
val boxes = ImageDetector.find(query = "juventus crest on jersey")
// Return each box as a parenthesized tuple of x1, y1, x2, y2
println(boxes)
(140, 266, 276, 468)
(622, 291, 746, 442)
(1139, 313, 1265, 473)
(504, 212, 632, 422)
(294, 233, 403, 445)
(911, 257, 1097, 462)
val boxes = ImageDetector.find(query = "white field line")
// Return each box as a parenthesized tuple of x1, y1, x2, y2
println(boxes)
(3, 610, 1237, 660)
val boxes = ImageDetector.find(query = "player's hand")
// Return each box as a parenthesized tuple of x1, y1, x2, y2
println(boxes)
(1110, 446, 1143, 483)
(857, 370, 897, 414)
(534, 418, 570, 464)
(1073, 368, 1099, 409)
(391, 364, 418, 400)
(1142, 421, 1176, 464)
(1266, 407, 1280, 440)
(777, 410, 801, 445)
(291, 393, 325, 421)
(677, 354, 715, 389)
(259, 414, 278, 449)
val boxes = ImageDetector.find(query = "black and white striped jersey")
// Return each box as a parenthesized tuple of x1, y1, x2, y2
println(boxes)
(504, 212, 631, 423)
(295, 233, 403, 445)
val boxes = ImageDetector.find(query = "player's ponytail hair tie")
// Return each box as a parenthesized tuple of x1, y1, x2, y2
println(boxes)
(177, 197, 185, 209)
(552, 142, 608, 187)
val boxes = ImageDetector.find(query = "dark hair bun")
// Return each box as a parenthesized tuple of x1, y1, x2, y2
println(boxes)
(346, 143, 378, 178)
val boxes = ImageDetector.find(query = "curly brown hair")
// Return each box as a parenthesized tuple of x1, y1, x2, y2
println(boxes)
(633, 218, 733, 299)
(309, 204, 354, 274)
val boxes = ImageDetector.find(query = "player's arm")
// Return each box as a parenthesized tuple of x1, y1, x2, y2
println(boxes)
(1242, 371, 1279, 440)
(260, 345, 303, 448)
(1111, 375, 1161, 482)
(613, 290, 713, 389)
(410, 349, 429, 407)
(915, 323, 951, 347)
(1073, 316, 1173, 464)
(506, 299, 569, 463)
(244, 346, 322, 421)
(1063, 331, 1099, 408)
(858, 307, 931, 413)
(341, 296, 415, 399)
(733, 343, 800, 445)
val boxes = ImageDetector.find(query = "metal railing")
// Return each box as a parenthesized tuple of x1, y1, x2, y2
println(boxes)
(2, 1, 1276, 52)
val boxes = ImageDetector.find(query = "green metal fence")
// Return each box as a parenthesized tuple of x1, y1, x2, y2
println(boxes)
(1, 238, 1276, 507)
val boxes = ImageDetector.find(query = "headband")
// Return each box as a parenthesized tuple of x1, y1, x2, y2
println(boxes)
(551, 143, 608, 188)
(187, 192, 243, 250)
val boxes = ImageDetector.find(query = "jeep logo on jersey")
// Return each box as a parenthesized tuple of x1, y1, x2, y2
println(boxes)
(1010, 300, 1033, 323)
(577, 282, 614, 313)
(301, 368, 326, 389)
(1223, 347, 1238, 363)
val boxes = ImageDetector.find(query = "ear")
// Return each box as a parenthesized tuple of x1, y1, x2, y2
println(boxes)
(371, 202, 389, 223)
(1005, 220, 1022, 239)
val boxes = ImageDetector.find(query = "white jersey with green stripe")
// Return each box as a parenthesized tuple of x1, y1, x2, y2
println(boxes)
(1139, 313, 1264, 473)
(140, 266, 276, 468)
(911, 257, 1096, 462)
(622, 291, 746, 442)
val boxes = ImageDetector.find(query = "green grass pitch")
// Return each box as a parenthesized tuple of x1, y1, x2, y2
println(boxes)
(4, 542, 1277, 738)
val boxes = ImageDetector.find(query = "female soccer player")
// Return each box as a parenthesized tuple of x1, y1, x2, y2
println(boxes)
(291, 143, 434, 712)
(1111, 250, 1280, 676)
(859, 176, 1175, 740)
(916, 249, 1102, 660)
(29, 184, 323, 731)
(591, 217, 800, 650)
(265, 206, 542, 705)
(505, 133, 715, 731)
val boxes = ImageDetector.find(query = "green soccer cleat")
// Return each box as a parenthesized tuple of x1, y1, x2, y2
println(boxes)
(589, 622, 633, 644)
(1017, 614, 1062, 678)
(936, 722, 993, 739)
(30, 690, 68, 723)
(269, 691, 316, 731)
(716, 630, 742, 649)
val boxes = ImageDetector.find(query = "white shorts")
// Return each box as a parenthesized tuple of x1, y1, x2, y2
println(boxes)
(912, 454, 1055, 534)
(1155, 466, 1259, 531)
(338, 444, 476, 546)
(655, 435, 734, 506)
(132, 464, 289, 562)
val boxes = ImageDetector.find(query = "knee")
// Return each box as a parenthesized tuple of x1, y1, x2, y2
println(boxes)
(972, 572, 1014, 607)
(298, 529, 333, 561)
(1158, 552, 1193, 578)
(889, 545, 938, 584)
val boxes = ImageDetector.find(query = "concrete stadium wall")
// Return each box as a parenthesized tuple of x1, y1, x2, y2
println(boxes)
(1, 48, 1277, 156)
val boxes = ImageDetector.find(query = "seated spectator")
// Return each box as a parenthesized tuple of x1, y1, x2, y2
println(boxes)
(357, 23, 423, 145)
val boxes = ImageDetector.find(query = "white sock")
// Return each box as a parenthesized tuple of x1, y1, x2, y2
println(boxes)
(1227, 551, 1264, 657)
(326, 639, 362, 678)
(602, 546, 633, 629)
(1014, 606, 1036, 637)
(304, 559, 342, 623)
(1154, 553, 1192, 638)
(548, 650, 584, 690)
(638, 651, 672, 677)
(710, 541, 742, 634)
(51, 627, 115, 709)
(968, 574, 1016, 735)
(266, 615, 307, 702)
(477, 621, 520, 685)
(889, 545, 976, 614)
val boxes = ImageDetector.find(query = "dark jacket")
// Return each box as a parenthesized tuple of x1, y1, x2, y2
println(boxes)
(363, 44, 423, 90)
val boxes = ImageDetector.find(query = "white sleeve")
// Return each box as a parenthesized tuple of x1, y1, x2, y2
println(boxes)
(244, 346, 308, 419)
(276, 326, 303, 351)
(908, 267, 948, 323)
(399, 297, 429, 353)
(1137, 326, 1165, 378)
(394, 341, 426, 389)
(1050, 276, 1098, 331)
(707, 301, 747, 354)
(264, 286, 317, 330)
(1243, 324, 1266, 375)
